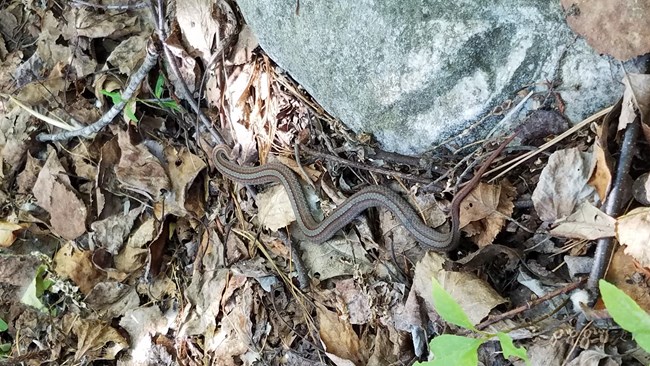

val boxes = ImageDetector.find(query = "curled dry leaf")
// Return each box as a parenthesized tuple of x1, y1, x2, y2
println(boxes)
(605, 247, 650, 312)
(0, 221, 28, 247)
(161, 146, 207, 217)
(412, 252, 506, 325)
(587, 141, 612, 202)
(550, 201, 616, 240)
(317, 303, 368, 366)
(460, 180, 515, 247)
(176, 0, 236, 62)
(532, 146, 598, 222)
(617, 207, 650, 268)
(632, 172, 650, 206)
(620, 73, 650, 131)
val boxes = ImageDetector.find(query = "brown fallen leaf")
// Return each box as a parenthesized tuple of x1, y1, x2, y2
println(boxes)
(33, 151, 88, 240)
(256, 184, 297, 231)
(115, 130, 170, 200)
(0, 221, 28, 247)
(161, 146, 207, 217)
(532, 146, 598, 222)
(561, 0, 650, 61)
(632, 172, 650, 206)
(587, 140, 612, 202)
(604, 246, 650, 312)
(550, 201, 616, 240)
(412, 252, 506, 325)
(617, 207, 650, 267)
(459, 181, 500, 227)
(620, 73, 650, 131)
(461, 180, 515, 247)
(317, 303, 368, 366)
(74, 8, 140, 39)
(62, 314, 128, 361)
(54, 242, 104, 295)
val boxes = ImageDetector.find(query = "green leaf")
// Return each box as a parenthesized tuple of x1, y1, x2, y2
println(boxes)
(496, 332, 529, 365)
(599, 280, 650, 352)
(20, 265, 49, 312)
(155, 74, 165, 98)
(0, 319, 7, 332)
(100, 90, 123, 105)
(0, 342, 10, 355)
(415, 334, 483, 366)
(125, 99, 138, 122)
(431, 277, 476, 330)
(161, 100, 180, 111)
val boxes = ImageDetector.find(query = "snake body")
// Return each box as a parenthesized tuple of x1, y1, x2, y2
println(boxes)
(213, 137, 513, 251)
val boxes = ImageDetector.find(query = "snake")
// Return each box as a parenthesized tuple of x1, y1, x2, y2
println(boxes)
(212, 136, 513, 251)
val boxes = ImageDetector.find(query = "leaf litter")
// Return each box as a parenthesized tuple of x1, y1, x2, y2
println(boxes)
(0, 1, 649, 365)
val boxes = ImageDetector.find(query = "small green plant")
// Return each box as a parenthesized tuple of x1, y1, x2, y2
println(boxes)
(599, 279, 650, 352)
(20, 264, 54, 314)
(416, 278, 529, 366)
(0, 318, 10, 357)
(101, 74, 180, 123)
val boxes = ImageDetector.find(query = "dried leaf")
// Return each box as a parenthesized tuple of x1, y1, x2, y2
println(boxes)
(632, 172, 650, 206)
(561, 0, 650, 61)
(550, 201, 616, 240)
(0, 221, 28, 247)
(54, 242, 104, 295)
(105, 35, 147, 75)
(161, 146, 207, 217)
(33, 152, 88, 240)
(617, 207, 650, 267)
(90, 207, 142, 255)
(115, 131, 170, 200)
(620, 73, 650, 131)
(532, 146, 598, 222)
(176, 0, 235, 61)
(299, 237, 372, 280)
(63, 314, 129, 361)
(74, 8, 140, 39)
(605, 247, 650, 312)
(459, 182, 500, 227)
(587, 141, 612, 202)
(231, 24, 259, 65)
(317, 304, 367, 366)
(461, 180, 515, 247)
(256, 184, 296, 231)
(412, 252, 506, 325)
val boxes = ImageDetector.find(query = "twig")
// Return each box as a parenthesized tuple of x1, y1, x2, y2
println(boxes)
(37, 41, 159, 142)
(587, 116, 640, 289)
(476, 277, 587, 330)
(299, 144, 434, 185)
(145, 0, 230, 146)
(486, 105, 614, 182)
(69, 0, 148, 10)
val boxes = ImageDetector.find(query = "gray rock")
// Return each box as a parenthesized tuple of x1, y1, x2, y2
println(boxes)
(236, 0, 622, 154)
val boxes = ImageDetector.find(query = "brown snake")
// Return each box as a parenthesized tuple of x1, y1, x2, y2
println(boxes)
(213, 135, 514, 251)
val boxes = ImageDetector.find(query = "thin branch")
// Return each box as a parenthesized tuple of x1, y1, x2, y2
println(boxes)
(476, 278, 587, 330)
(300, 144, 435, 185)
(37, 41, 159, 142)
(587, 116, 640, 289)
(69, 0, 148, 10)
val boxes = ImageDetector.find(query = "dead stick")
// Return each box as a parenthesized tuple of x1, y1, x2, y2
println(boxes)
(476, 277, 587, 330)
